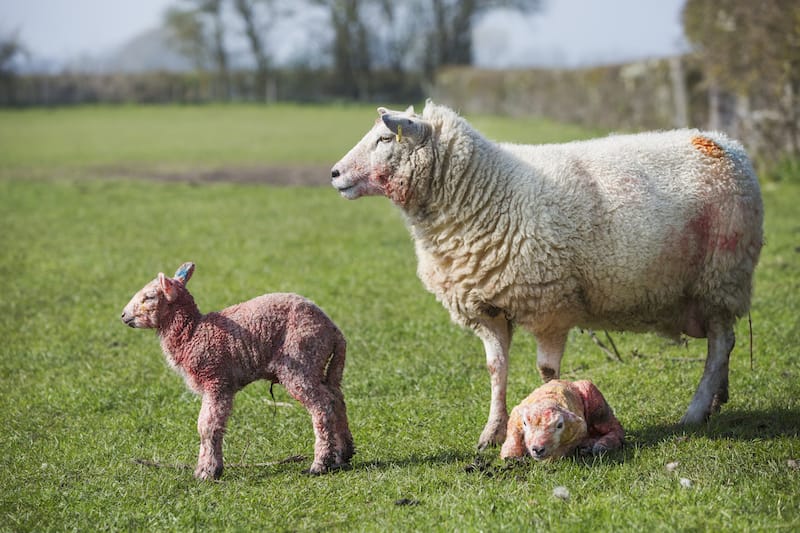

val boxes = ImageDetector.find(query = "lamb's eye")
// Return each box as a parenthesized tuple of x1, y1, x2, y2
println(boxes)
(556, 422, 564, 429)
(378, 134, 394, 143)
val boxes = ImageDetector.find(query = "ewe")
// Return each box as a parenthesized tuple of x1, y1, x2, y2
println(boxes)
(331, 101, 763, 449)
(121, 262, 353, 477)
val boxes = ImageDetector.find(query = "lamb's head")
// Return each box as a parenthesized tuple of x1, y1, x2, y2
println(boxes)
(331, 105, 433, 207)
(519, 402, 587, 460)
(121, 262, 196, 329)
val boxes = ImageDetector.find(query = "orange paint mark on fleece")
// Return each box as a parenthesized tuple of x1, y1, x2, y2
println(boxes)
(691, 136, 725, 159)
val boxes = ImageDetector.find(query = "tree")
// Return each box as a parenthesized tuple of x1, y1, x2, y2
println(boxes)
(165, 0, 231, 100)
(0, 31, 25, 76)
(233, 0, 273, 102)
(683, 0, 800, 159)
(311, 0, 373, 99)
(421, 0, 542, 78)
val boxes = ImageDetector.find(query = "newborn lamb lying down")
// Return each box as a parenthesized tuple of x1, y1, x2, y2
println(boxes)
(500, 379, 624, 461)
(121, 262, 353, 478)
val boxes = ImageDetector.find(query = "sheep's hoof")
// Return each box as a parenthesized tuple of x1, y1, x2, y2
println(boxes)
(679, 409, 710, 427)
(477, 421, 508, 450)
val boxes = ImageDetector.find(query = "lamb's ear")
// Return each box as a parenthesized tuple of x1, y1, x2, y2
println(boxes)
(173, 262, 195, 285)
(562, 410, 587, 440)
(158, 272, 179, 302)
(381, 113, 432, 143)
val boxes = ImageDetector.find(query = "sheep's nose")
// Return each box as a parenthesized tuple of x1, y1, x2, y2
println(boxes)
(531, 446, 546, 458)
(331, 169, 340, 179)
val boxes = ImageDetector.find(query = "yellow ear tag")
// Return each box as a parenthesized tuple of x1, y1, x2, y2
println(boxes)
(396, 124, 403, 142)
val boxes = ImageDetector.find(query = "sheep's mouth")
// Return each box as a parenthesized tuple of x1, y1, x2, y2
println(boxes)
(334, 182, 362, 199)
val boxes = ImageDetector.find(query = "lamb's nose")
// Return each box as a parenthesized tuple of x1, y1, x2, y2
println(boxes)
(331, 169, 340, 179)
(532, 447, 546, 457)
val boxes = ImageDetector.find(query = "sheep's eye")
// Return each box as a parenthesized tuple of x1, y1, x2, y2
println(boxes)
(556, 422, 564, 429)
(378, 134, 394, 143)
(142, 294, 157, 302)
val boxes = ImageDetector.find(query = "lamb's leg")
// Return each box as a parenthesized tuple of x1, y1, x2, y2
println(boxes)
(330, 387, 354, 467)
(195, 392, 233, 480)
(681, 322, 735, 425)
(283, 381, 339, 474)
(535, 330, 568, 382)
(573, 381, 625, 455)
(327, 334, 354, 466)
(474, 315, 512, 450)
(499, 407, 527, 459)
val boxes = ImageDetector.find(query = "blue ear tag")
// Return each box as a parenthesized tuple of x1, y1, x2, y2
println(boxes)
(174, 263, 193, 284)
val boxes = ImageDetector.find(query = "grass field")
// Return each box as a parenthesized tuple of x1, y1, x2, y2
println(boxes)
(1, 104, 798, 531)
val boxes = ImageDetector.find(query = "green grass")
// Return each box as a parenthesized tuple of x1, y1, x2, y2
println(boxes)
(0, 103, 603, 173)
(1, 105, 798, 531)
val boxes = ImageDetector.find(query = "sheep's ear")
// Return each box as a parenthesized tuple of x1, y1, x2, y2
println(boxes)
(377, 105, 415, 117)
(173, 262, 195, 285)
(381, 113, 432, 143)
(159, 272, 179, 302)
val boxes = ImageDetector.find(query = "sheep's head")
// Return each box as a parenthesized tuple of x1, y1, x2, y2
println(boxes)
(331, 105, 433, 207)
(519, 402, 587, 460)
(121, 262, 195, 329)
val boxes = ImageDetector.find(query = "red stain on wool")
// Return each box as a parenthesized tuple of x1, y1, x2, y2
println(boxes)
(683, 203, 741, 260)
(371, 165, 410, 206)
(691, 136, 725, 159)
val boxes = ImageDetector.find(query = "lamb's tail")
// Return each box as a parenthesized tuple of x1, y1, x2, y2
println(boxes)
(324, 328, 347, 389)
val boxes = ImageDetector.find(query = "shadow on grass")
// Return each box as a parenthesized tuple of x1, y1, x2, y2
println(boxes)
(354, 449, 477, 471)
(629, 408, 800, 447)
(151, 409, 800, 479)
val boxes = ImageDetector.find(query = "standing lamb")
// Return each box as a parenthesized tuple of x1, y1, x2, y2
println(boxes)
(121, 262, 353, 478)
(331, 101, 763, 450)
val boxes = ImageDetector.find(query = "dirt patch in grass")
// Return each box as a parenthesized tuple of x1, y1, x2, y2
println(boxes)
(99, 164, 332, 187)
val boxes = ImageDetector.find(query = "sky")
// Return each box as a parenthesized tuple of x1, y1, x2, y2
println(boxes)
(0, 0, 689, 69)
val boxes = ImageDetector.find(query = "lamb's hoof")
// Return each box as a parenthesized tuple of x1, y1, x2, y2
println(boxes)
(194, 464, 223, 481)
(590, 443, 610, 456)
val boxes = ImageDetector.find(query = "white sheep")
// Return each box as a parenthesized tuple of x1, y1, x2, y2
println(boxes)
(121, 262, 354, 477)
(331, 101, 763, 449)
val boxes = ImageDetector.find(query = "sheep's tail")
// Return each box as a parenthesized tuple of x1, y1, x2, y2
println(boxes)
(324, 327, 347, 389)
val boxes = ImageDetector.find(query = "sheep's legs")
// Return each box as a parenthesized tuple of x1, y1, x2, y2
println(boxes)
(681, 322, 735, 425)
(475, 315, 512, 450)
(535, 330, 568, 382)
(195, 392, 233, 480)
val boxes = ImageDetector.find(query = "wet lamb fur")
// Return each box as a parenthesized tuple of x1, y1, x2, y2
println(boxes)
(121, 262, 353, 478)
(331, 101, 763, 449)
(500, 379, 624, 461)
